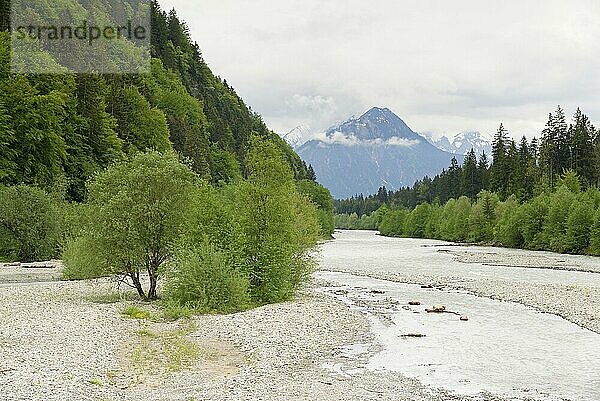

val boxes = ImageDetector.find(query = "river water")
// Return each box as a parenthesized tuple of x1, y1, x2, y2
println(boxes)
(315, 230, 600, 401)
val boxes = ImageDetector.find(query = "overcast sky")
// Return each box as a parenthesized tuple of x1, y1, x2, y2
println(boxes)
(158, 0, 600, 140)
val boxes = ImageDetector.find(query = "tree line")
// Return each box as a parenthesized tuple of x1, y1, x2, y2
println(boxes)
(373, 171, 600, 256)
(335, 106, 600, 216)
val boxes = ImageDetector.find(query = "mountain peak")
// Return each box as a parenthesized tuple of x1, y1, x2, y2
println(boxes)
(326, 107, 422, 142)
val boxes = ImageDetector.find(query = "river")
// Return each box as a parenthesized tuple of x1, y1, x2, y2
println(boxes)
(315, 230, 600, 401)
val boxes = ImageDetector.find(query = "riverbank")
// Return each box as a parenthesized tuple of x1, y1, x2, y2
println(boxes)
(1, 267, 513, 401)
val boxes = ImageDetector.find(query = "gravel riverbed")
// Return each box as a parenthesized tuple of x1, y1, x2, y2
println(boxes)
(1, 230, 598, 400)
(1, 267, 514, 401)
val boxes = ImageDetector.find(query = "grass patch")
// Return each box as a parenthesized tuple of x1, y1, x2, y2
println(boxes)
(136, 328, 158, 338)
(159, 299, 195, 321)
(122, 306, 151, 320)
(89, 378, 103, 386)
(130, 320, 200, 374)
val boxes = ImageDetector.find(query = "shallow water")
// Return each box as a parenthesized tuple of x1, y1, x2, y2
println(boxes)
(315, 231, 600, 401)
(316, 272, 600, 401)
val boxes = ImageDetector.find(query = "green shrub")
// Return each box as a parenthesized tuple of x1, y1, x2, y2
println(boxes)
(62, 235, 108, 280)
(0, 185, 61, 262)
(163, 244, 251, 314)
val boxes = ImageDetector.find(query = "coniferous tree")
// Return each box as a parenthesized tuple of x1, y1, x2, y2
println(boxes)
(461, 149, 478, 199)
(307, 164, 317, 181)
(554, 106, 571, 173)
(569, 108, 595, 185)
(507, 140, 523, 198)
(448, 157, 462, 199)
(477, 151, 490, 191)
(540, 112, 559, 187)
(490, 124, 509, 197)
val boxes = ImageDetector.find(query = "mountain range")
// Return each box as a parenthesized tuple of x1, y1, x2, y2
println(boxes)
(422, 131, 492, 157)
(295, 107, 464, 199)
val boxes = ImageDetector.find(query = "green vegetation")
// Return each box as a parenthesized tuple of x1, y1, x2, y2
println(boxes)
(122, 306, 152, 320)
(88, 378, 103, 386)
(0, 185, 61, 262)
(371, 171, 600, 255)
(131, 322, 200, 374)
(0, 2, 331, 313)
(163, 138, 320, 311)
(63, 139, 320, 309)
(336, 105, 600, 257)
(65, 152, 198, 299)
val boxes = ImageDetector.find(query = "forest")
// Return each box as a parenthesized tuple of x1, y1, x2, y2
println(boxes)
(0, 1, 334, 313)
(336, 106, 600, 256)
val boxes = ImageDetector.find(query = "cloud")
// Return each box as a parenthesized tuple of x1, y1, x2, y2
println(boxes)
(287, 94, 336, 113)
(307, 131, 421, 148)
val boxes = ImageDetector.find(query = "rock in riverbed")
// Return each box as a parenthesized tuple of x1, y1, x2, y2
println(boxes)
(426, 305, 446, 313)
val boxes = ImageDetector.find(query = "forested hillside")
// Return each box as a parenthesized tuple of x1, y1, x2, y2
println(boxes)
(0, 0, 312, 201)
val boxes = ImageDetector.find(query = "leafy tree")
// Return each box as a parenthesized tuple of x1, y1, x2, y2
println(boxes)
(209, 146, 242, 184)
(589, 209, 600, 256)
(108, 84, 172, 153)
(468, 190, 498, 242)
(63, 152, 198, 299)
(378, 209, 409, 237)
(542, 185, 577, 252)
(0, 185, 61, 262)
(297, 180, 335, 238)
(563, 201, 593, 254)
(494, 195, 524, 248)
(232, 137, 320, 304)
(405, 203, 431, 238)
(0, 75, 68, 188)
